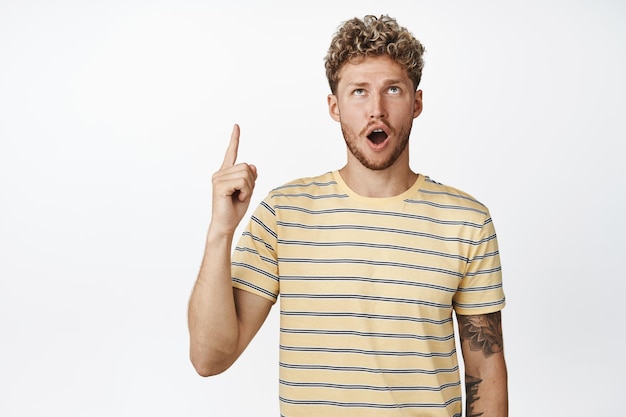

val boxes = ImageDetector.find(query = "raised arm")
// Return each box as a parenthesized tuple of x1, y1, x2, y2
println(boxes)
(457, 311, 509, 417)
(188, 125, 272, 377)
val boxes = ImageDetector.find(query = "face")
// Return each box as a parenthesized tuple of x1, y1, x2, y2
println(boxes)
(328, 55, 422, 171)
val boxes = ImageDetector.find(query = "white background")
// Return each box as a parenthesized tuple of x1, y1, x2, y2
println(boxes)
(1, 0, 624, 415)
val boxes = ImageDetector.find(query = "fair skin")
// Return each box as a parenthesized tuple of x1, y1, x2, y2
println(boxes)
(188, 124, 272, 376)
(327, 55, 422, 197)
(188, 55, 507, 415)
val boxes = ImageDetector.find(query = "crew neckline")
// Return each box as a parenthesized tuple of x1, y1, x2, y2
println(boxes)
(331, 170, 425, 206)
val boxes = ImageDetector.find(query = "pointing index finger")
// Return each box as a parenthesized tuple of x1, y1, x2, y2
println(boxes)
(220, 124, 240, 169)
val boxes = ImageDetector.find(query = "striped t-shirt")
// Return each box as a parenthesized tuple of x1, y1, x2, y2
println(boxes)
(232, 170, 505, 417)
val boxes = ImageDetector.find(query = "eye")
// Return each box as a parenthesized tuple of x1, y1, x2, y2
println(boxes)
(388, 86, 400, 94)
(353, 88, 366, 96)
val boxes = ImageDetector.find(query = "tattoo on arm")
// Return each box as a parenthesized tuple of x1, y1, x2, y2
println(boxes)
(465, 374, 484, 417)
(458, 311, 503, 357)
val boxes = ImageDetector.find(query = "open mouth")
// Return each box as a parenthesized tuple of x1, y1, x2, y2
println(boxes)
(367, 129, 389, 145)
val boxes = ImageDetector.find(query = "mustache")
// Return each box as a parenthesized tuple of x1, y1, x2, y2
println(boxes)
(359, 120, 392, 137)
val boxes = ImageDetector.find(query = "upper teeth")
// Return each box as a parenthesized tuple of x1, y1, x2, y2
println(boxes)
(373, 129, 383, 133)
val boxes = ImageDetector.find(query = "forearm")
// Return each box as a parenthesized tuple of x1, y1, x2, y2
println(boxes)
(458, 311, 508, 417)
(188, 124, 265, 376)
(465, 354, 508, 417)
(188, 228, 240, 376)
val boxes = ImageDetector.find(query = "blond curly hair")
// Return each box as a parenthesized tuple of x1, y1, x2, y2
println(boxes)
(324, 15, 425, 94)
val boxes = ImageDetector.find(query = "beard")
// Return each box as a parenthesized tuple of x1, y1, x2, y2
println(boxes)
(341, 121, 412, 171)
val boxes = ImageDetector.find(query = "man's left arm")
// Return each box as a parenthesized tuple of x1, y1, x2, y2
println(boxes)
(457, 311, 508, 417)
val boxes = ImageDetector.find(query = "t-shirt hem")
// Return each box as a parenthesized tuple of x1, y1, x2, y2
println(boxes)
(232, 280, 278, 304)
(454, 301, 505, 316)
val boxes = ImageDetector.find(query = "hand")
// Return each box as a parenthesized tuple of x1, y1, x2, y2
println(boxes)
(209, 124, 258, 236)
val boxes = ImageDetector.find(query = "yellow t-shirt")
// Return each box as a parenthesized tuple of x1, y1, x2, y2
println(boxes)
(232, 171, 505, 417)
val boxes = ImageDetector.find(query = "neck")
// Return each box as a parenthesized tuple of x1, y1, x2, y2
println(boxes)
(339, 154, 417, 198)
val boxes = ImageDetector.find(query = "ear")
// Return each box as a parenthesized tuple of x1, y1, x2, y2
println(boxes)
(327, 94, 341, 122)
(413, 89, 423, 119)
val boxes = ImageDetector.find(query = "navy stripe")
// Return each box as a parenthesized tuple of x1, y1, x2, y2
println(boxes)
(280, 275, 456, 293)
(280, 328, 455, 342)
(454, 298, 505, 309)
(279, 361, 458, 374)
(420, 181, 482, 203)
(277, 258, 463, 279)
(465, 266, 502, 277)
(475, 233, 498, 246)
(232, 262, 278, 282)
(273, 179, 338, 191)
(232, 278, 277, 300)
(456, 283, 503, 293)
(279, 379, 461, 392)
(239, 231, 275, 252)
(259, 200, 276, 216)
(251, 215, 277, 239)
(271, 192, 349, 200)
(403, 199, 488, 216)
(280, 310, 453, 325)
(280, 293, 451, 309)
(275, 205, 483, 228)
(279, 395, 461, 409)
(234, 247, 277, 266)
(471, 250, 500, 261)
(276, 221, 483, 245)
(279, 345, 456, 358)
(277, 239, 470, 262)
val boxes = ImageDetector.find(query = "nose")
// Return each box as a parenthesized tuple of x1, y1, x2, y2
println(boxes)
(369, 94, 386, 119)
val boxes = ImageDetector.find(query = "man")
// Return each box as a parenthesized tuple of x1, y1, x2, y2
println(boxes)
(188, 15, 508, 417)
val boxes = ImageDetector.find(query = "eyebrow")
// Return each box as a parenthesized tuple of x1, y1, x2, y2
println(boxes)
(346, 79, 407, 88)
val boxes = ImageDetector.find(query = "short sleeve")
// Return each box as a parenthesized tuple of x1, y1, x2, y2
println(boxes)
(231, 196, 280, 304)
(453, 213, 506, 315)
